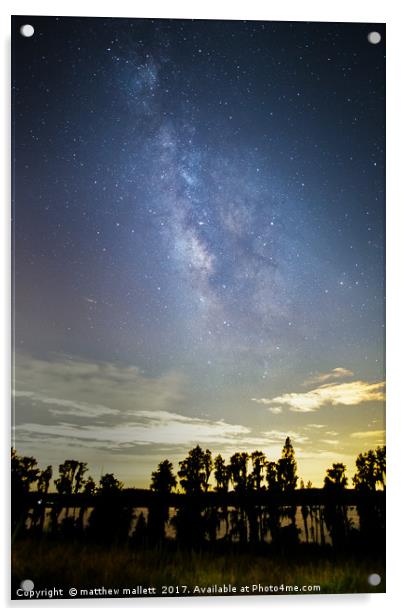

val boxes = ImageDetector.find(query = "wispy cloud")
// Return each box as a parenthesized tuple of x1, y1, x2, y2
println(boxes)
(303, 367, 354, 386)
(15, 403, 311, 452)
(14, 353, 185, 416)
(266, 406, 283, 415)
(14, 354, 291, 453)
(15, 410, 251, 449)
(262, 430, 309, 444)
(14, 391, 121, 418)
(350, 430, 386, 443)
(252, 380, 385, 413)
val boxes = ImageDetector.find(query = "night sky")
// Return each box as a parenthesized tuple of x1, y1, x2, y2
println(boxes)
(12, 16, 386, 487)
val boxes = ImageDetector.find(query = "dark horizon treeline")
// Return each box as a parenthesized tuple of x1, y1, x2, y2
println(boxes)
(11, 438, 386, 552)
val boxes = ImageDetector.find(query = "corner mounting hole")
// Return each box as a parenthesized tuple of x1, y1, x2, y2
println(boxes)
(368, 573, 381, 586)
(367, 31, 381, 45)
(20, 24, 34, 38)
(20, 579, 34, 591)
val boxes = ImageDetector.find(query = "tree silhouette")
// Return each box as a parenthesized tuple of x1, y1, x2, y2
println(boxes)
(297, 478, 309, 542)
(202, 449, 213, 493)
(277, 437, 298, 492)
(245, 451, 267, 543)
(324, 463, 348, 490)
(131, 511, 147, 546)
(276, 438, 299, 546)
(213, 455, 230, 539)
(353, 446, 386, 491)
(98, 473, 123, 494)
(38, 465, 53, 494)
(54, 460, 88, 532)
(353, 447, 386, 546)
(11, 449, 39, 535)
(175, 446, 212, 545)
(83, 476, 96, 496)
(227, 452, 249, 542)
(11, 448, 39, 492)
(148, 459, 177, 544)
(214, 454, 230, 493)
(323, 463, 350, 548)
(55, 460, 87, 495)
(375, 446, 386, 490)
(35, 465, 53, 532)
(353, 450, 377, 491)
(178, 445, 211, 496)
(76, 476, 97, 533)
(87, 473, 132, 543)
(250, 451, 266, 491)
(150, 459, 177, 495)
(266, 460, 279, 492)
(229, 452, 249, 494)
(10, 443, 386, 550)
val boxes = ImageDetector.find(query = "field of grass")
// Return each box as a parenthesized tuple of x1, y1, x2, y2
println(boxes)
(12, 537, 385, 597)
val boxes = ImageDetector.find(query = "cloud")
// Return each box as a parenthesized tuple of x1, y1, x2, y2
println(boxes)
(15, 410, 251, 449)
(252, 397, 274, 406)
(266, 406, 283, 415)
(14, 353, 185, 416)
(350, 430, 386, 443)
(252, 380, 385, 413)
(303, 367, 354, 386)
(15, 391, 122, 418)
(14, 403, 310, 452)
(13, 353, 275, 453)
(262, 430, 308, 444)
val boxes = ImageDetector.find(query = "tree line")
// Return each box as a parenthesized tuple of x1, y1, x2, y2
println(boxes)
(11, 438, 385, 550)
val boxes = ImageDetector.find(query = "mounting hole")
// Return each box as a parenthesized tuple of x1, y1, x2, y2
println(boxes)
(368, 573, 381, 586)
(20, 579, 34, 591)
(20, 24, 34, 38)
(367, 31, 381, 45)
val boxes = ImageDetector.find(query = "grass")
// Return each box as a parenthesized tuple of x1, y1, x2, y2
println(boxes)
(12, 537, 385, 596)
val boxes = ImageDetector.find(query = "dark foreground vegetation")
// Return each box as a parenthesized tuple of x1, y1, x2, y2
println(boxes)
(12, 438, 386, 596)
(12, 538, 385, 595)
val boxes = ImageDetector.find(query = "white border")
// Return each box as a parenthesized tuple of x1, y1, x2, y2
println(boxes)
(2, 1, 402, 614)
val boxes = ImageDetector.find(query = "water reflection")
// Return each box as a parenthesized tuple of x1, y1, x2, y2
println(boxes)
(28, 505, 360, 544)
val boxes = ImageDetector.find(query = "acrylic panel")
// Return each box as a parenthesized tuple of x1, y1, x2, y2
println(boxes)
(11, 16, 386, 600)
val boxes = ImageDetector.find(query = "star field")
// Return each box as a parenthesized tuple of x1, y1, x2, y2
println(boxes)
(12, 17, 385, 486)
